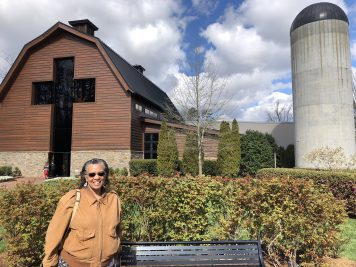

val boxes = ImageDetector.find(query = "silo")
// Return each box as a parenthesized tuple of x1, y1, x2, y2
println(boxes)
(290, 2, 355, 168)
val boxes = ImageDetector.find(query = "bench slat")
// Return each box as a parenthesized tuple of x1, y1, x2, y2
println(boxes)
(119, 240, 265, 267)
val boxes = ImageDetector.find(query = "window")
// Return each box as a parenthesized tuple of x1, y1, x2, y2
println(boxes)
(144, 108, 158, 119)
(33, 82, 54, 105)
(144, 133, 159, 159)
(135, 104, 143, 112)
(72, 78, 95, 103)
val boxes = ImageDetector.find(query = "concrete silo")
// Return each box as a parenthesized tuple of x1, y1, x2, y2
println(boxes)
(290, 2, 355, 168)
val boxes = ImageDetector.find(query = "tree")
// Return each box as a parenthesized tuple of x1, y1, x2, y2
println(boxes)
(157, 121, 178, 176)
(240, 130, 274, 175)
(0, 55, 14, 80)
(182, 132, 200, 176)
(266, 100, 293, 122)
(172, 48, 228, 176)
(216, 120, 241, 177)
(231, 119, 241, 175)
(217, 121, 231, 176)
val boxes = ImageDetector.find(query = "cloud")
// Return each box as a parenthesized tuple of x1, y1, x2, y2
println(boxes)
(0, 0, 185, 92)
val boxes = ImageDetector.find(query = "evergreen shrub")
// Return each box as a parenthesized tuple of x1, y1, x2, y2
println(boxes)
(203, 160, 218, 176)
(182, 132, 200, 176)
(129, 159, 157, 176)
(157, 121, 178, 176)
(257, 168, 356, 216)
(0, 166, 12, 176)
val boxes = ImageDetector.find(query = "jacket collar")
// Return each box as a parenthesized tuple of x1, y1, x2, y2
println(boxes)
(82, 187, 109, 206)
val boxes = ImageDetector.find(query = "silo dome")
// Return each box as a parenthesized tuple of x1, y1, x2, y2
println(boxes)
(291, 2, 348, 33)
(290, 2, 355, 169)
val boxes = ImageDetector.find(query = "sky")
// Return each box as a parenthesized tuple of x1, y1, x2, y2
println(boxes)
(1, 0, 356, 122)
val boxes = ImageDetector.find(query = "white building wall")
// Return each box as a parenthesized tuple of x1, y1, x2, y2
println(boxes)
(291, 19, 355, 168)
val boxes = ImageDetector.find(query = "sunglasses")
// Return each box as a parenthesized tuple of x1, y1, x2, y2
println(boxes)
(87, 172, 106, 178)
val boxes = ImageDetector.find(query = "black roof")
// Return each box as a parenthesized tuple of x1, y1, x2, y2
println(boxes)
(99, 40, 180, 117)
(290, 2, 348, 33)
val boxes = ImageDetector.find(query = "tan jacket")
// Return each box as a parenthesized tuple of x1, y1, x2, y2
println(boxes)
(42, 187, 121, 267)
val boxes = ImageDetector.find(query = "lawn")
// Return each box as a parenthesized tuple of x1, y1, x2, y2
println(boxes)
(340, 218, 356, 261)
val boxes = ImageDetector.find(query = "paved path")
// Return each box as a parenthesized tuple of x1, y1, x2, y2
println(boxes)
(0, 176, 45, 189)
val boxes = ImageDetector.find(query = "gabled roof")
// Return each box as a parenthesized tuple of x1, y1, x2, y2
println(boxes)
(0, 21, 180, 117)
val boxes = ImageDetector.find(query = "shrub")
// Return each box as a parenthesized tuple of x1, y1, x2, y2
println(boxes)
(216, 120, 240, 177)
(0, 166, 12, 176)
(279, 145, 295, 168)
(157, 121, 179, 176)
(129, 159, 157, 176)
(257, 168, 356, 216)
(109, 167, 128, 177)
(182, 132, 200, 176)
(0, 176, 347, 266)
(203, 160, 218, 176)
(12, 167, 22, 177)
(240, 130, 274, 175)
(231, 177, 347, 266)
(0, 180, 77, 266)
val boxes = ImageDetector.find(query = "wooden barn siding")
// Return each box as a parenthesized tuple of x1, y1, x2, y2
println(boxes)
(0, 32, 131, 151)
(143, 123, 218, 159)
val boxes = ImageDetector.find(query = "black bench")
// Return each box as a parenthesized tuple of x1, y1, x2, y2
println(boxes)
(118, 240, 265, 266)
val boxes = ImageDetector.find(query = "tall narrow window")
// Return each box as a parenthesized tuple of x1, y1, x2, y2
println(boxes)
(144, 133, 159, 159)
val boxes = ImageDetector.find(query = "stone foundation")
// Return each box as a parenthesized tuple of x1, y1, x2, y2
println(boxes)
(0, 151, 48, 177)
(0, 150, 138, 177)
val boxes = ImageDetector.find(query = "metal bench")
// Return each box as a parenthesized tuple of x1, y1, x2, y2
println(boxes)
(118, 240, 265, 266)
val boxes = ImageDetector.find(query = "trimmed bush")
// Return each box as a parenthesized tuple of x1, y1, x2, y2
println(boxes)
(182, 132, 200, 176)
(240, 130, 274, 175)
(129, 159, 157, 176)
(0, 175, 347, 266)
(257, 168, 356, 216)
(0, 166, 12, 176)
(203, 160, 218, 176)
(157, 121, 178, 176)
(231, 177, 347, 266)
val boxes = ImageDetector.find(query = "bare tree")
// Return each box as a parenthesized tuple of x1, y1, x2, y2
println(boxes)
(0, 55, 14, 80)
(172, 48, 229, 176)
(266, 100, 293, 122)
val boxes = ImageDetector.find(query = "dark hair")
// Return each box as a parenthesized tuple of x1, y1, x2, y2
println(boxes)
(79, 158, 110, 190)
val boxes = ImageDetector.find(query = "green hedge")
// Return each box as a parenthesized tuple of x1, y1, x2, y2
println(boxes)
(256, 168, 356, 216)
(0, 176, 347, 266)
(129, 159, 157, 176)
(203, 160, 219, 176)
(0, 166, 21, 177)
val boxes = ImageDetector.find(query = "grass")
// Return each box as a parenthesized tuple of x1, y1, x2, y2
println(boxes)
(0, 226, 5, 253)
(340, 218, 356, 261)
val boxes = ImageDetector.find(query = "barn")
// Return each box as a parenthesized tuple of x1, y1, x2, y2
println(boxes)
(0, 19, 219, 177)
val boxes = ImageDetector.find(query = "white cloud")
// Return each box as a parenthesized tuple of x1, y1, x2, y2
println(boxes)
(0, 0, 184, 92)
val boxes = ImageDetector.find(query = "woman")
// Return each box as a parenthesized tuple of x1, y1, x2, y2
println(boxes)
(42, 158, 121, 267)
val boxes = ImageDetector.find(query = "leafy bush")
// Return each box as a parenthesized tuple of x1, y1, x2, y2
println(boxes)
(256, 168, 356, 216)
(0, 176, 348, 266)
(231, 177, 347, 266)
(0, 166, 12, 176)
(203, 160, 218, 176)
(0, 166, 22, 177)
(109, 167, 128, 177)
(0, 180, 77, 266)
(129, 159, 157, 176)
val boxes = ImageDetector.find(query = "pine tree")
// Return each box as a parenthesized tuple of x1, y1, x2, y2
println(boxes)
(157, 121, 178, 176)
(231, 119, 241, 175)
(182, 132, 200, 176)
(217, 121, 232, 176)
